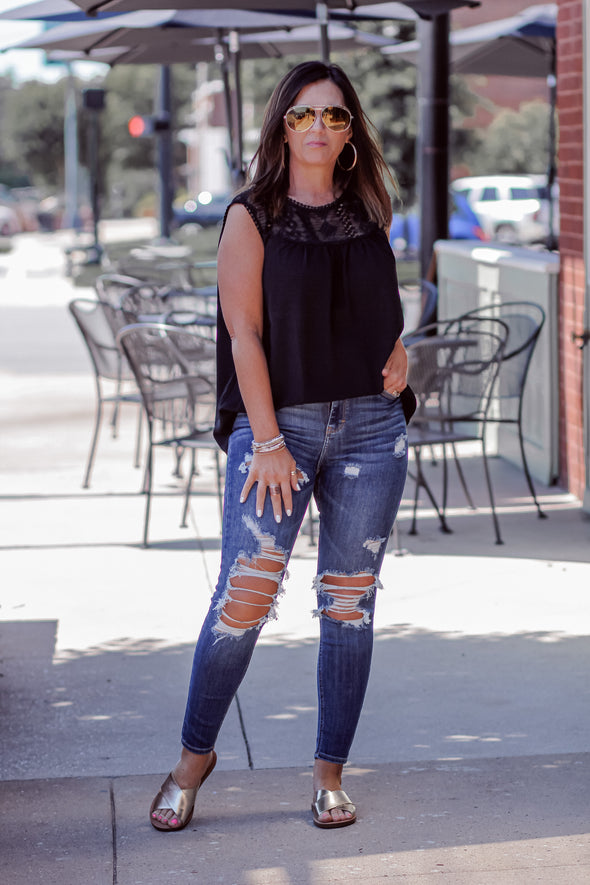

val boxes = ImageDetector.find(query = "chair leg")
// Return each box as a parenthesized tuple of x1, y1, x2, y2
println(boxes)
(83, 388, 103, 489)
(143, 434, 154, 548)
(451, 443, 476, 510)
(480, 441, 503, 545)
(180, 448, 197, 528)
(214, 450, 224, 531)
(110, 379, 122, 438)
(306, 499, 316, 546)
(410, 449, 452, 535)
(133, 407, 143, 469)
(517, 420, 547, 519)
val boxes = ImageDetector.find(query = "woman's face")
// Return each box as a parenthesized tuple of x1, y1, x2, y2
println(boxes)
(283, 79, 352, 172)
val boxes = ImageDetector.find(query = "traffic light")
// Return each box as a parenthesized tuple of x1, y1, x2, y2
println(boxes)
(128, 115, 170, 138)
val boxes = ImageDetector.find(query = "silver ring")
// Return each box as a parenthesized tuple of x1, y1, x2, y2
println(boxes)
(290, 470, 298, 476)
(269, 484, 280, 494)
(391, 390, 400, 398)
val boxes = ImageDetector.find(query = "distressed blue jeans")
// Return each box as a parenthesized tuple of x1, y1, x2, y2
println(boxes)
(181, 394, 408, 764)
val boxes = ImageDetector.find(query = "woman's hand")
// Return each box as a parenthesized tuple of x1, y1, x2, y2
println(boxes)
(381, 337, 408, 396)
(240, 446, 300, 523)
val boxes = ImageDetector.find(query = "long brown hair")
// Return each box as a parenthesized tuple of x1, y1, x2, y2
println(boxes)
(248, 61, 396, 228)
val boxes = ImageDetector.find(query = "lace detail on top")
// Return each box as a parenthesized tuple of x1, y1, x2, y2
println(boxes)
(232, 189, 378, 244)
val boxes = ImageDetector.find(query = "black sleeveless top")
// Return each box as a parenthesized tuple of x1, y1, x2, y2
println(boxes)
(214, 188, 414, 451)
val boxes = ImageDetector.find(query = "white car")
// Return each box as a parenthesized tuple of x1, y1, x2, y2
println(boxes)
(0, 204, 20, 236)
(451, 174, 550, 246)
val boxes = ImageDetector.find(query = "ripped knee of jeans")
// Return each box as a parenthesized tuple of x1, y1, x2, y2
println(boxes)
(313, 571, 380, 627)
(214, 516, 288, 639)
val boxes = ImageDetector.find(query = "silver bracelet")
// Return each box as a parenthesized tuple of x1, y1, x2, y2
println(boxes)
(251, 433, 285, 454)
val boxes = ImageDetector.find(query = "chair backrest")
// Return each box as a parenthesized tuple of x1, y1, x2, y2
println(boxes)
(95, 273, 148, 305)
(402, 279, 439, 346)
(68, 298, 133, 383)
(406, 318, 508, 426)
(453, 301, 545, 414)
(118, 286, 169, 324)
(116, 324, 216, 431)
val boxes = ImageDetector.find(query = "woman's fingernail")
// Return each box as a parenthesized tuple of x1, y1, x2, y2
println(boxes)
(257, 509, 262, 517)
(275, 514, 282, 524)
(239, 495, 245, 503)
(286, 509, 292, 517)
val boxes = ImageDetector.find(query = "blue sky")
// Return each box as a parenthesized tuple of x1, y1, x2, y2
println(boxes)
(0, 0, 107, 82)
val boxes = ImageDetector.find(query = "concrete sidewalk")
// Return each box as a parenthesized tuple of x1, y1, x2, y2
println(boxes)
(1, 230, 589, 883)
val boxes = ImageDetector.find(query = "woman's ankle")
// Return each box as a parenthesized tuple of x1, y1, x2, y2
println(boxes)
(173, 748, 214, 789)
(313, 759, 344, 792)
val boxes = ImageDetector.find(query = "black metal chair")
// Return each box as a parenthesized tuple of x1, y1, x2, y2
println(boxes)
(405, 316, 509, 544)
(68, 298, 143, 488)
(117, 323, 223, 547)
(453, 301, 547, 519)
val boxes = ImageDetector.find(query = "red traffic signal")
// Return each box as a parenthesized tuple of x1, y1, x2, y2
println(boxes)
(128, 115, 150, 137)
(128, 115, 170, 138)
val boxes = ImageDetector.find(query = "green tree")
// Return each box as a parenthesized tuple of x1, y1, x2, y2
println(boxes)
(459, 100, 552, 176)
(1, 78, 67, 189)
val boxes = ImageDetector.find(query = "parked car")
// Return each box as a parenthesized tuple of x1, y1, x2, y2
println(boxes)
(451, 174, 550, 246)
(172, 191, 230, 229)
(0, 204, 20, 236)
(389, 191, 488, 255)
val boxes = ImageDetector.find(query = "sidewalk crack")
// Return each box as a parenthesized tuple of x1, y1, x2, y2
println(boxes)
(109, 780, 118, 885)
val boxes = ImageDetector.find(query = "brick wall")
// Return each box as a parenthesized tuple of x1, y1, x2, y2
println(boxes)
(557, 0, 585, 497)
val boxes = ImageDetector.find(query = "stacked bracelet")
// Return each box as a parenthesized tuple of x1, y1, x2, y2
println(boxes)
(251, 433, 286, 454)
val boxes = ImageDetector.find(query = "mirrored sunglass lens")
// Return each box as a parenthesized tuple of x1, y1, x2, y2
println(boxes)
(286, 107, 315, 131)
(322, 107, 351, 130)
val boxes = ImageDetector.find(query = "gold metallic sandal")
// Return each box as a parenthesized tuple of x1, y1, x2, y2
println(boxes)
(311, 788, 356, 829)
(150, 751, 217, 832)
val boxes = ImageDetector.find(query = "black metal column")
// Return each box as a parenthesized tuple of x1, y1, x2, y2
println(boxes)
(155, 65, 173, 241)
(417, 14, 450, 280)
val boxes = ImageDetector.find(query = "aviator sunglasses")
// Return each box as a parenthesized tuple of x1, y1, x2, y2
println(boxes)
(284, 105, 353, 133)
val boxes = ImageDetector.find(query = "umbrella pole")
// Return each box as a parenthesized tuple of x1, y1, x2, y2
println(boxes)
(229, 30, 245, 187)
(155, 64, 173, 241)
(63, 65, 80, 232)
(216, 32, 236, 186)
(316, 2, 331, 63)
(417, 14, 450, 281)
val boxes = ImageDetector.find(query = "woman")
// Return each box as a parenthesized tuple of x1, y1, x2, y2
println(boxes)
(150, 60, 415, 832)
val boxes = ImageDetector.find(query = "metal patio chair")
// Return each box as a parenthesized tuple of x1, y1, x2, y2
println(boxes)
(68, 297, 143, 488)
(116, 323, 223, 547)
(453, 301, 547, 519)
(405, 316, 509, 544)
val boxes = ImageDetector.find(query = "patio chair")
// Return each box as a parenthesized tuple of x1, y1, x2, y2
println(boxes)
(94, 272, 156, 306)
(453, 301, 547, 519)
(402, 279, 439, 345)
(68, 298, 143, 488)
(405, 316, 509, 544)
(116, 323, 223, 547)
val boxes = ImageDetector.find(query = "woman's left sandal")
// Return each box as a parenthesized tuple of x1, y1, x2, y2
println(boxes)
(311, 789, 357, 829)
(150, 751, 217, 832)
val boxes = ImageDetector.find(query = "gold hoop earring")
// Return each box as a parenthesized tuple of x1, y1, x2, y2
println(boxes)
(337, 142, 357, 172)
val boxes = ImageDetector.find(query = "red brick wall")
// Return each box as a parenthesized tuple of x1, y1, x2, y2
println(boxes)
(557, 0, 585, 497)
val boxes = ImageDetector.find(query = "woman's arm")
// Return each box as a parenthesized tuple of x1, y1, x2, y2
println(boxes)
(218, 204, 298, 521)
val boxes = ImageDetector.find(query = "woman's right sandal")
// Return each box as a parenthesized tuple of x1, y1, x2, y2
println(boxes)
(311, 789, 357, 829)
(150, 751, 217, 832)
